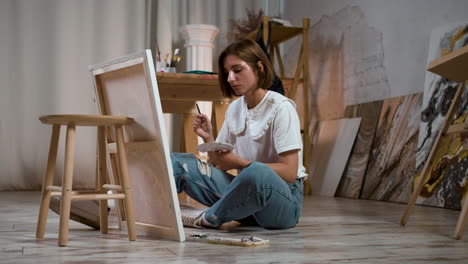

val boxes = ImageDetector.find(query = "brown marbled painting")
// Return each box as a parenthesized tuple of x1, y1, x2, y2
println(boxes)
(360, 93, 422, 203)
(335, 100, 382, 199)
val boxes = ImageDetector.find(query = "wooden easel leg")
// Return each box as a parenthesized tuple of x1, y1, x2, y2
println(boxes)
(98, 126, 108, 234)
(274, 45, 285, 78)
(302, 18, 311, 195)
(115, 125, 136, 241)
(400, 164, 431, 225)
(182, 114, 198, 155)
(212, 102, 229, 138)
(401, 82, 466, 226)
(58, 124, 76, 247)
(36, 125, 60, 239)
(454, 195, 468, 239)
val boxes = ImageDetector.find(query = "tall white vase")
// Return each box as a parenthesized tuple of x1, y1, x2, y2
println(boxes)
(180, 24, 220, 149)
(180, 24, 219, 72)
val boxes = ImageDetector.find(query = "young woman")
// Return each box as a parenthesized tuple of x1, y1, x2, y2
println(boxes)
(171, 38, 307, 229)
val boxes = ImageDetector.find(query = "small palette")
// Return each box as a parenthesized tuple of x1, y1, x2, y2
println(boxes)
(195, 142, 234, 152)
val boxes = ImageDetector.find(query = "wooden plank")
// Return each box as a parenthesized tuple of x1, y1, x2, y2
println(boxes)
(274, 45, 285, 78)
(301, 18, 311, 195)
(49, 189, 99, 196)
(97, 126, 108, 234)
(58, 124, 76, 247)
(289, 46, 304, 100)
(36, 124, 60, 239)
(211, 102, 229, 139)
(161, 100, 196, 114)
(89, 50, 185, 242)
(70, 193, 125, 201)
(39, 114, 133, 126)
(262, 16, 269, 48)
(446, 123, 468, 135)
(91, 57, 144, 75)
(182, 114, 198, 154)
(428, 45, 468, 82)
(46, 185, 63, 192)
(158, 83, 228, 102)
(309, 118, 361, 197)
(155, 72, 229, 102)
(244, 23, 303, 45)
(102, 184, 122, 191)
(454, 195, 468, 239)
(107, 141, 161, 153)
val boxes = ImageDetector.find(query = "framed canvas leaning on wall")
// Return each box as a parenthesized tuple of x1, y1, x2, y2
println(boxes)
(89, 50, 185, 242)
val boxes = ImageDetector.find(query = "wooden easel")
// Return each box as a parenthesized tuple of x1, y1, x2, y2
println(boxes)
(400, 45, 468, 240)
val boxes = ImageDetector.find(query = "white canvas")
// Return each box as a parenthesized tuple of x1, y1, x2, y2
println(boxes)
(309, 118, 361, 197)
(89, 50, 185, 242)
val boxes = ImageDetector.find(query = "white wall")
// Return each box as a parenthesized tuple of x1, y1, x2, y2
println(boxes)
(284, 0, 468, 99)
(0, 0, 147, 190)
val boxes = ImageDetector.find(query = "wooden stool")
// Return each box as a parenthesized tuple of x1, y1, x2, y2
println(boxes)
(35, 114, 137, 246)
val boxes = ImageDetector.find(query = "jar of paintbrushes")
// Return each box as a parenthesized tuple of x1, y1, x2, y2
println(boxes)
(156, 46, 182, 73)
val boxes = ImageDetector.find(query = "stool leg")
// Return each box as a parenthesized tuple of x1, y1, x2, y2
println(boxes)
(115, 125, 136, 241)
(58, 124, 76, 247)
(36, 125, 61, 239)
(98, 126, 108, 234)
(454, 196, 468, 239)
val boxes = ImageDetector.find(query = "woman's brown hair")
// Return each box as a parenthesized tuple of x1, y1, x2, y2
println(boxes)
(217, 38, 275, 98)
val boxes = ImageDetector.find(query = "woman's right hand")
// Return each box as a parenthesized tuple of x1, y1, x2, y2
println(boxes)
(193, 113, 214, 142)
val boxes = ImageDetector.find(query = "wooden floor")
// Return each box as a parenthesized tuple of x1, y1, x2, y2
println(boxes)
(1, 192, 466, 263)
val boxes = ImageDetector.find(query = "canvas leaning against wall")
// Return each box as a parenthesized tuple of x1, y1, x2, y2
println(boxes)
(360, 93, 423, 203)
(282, 5, 391, 124)
(415, 23, 468, 210)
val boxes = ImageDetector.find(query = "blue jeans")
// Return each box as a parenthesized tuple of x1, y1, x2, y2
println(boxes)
(171, 153, 303, 229)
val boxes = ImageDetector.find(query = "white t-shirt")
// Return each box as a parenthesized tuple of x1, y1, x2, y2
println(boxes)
(216, 91, 308, 179)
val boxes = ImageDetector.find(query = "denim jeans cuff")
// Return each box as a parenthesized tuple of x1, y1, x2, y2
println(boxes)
(204, 210, 221, 227)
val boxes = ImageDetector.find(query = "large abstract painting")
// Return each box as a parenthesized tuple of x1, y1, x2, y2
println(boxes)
(415, 23, 468, 209)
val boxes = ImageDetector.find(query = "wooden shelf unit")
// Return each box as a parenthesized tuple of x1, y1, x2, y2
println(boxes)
(156, 72, 304, 155)
(400, 45, 468, 240)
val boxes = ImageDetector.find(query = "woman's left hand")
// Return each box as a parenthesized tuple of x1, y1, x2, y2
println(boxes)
(208, 150, 250, 171)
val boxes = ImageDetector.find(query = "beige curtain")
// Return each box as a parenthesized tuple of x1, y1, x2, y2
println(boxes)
(0, 0, 282, 190)
(0, 0, 148, 190)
